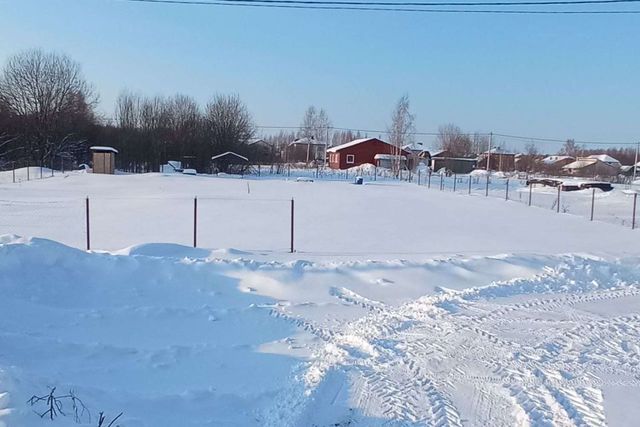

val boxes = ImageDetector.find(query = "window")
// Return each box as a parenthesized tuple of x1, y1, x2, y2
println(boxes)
(346, 154, 355, 164)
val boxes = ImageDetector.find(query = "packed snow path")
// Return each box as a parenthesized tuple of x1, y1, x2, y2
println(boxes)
(265, 256, 640, 426)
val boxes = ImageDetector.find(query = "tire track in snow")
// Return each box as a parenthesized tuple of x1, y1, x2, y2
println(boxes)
(269, 256, 640, 426)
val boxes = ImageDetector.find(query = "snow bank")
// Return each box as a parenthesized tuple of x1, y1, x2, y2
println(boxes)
(2, 235, 640, 426)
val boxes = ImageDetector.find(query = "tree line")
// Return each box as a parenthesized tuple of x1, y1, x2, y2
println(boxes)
(1, 48, 634, 174)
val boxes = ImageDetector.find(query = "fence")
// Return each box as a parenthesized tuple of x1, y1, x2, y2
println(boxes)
(0, 161, 61, 184)
(1, 166, 638, 253)
(0, 195, 295, 253)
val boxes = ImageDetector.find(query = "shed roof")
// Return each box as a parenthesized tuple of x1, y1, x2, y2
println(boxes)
(211, 151, 249, 162)
(289, 137, 327, 147)
(374, 154, 407, 160)
(90, 146, 118, 154)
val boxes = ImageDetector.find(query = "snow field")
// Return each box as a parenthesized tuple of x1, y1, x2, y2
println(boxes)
(0, 171, 638, 259)
(1, 172, 640, 426)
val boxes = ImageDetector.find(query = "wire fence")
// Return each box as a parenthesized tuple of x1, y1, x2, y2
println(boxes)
(1, 165, 638, 253)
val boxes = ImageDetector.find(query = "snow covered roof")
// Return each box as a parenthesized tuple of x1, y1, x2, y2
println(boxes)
(289, 137, 327, 147)
(90, 146, 118, 153)
(327, 138, 388, 153)
(562, 158, 598, 169)
(211, 151, 249, 162)
(247, 138, 268, 145)
(374, 154, 407, 160)
(542, 155, 574, 165)
(483, 148, 514, 155)
(587, 154, 621, 165)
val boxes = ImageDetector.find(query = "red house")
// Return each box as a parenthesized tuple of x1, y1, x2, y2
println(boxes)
(327, 138, 410, 170)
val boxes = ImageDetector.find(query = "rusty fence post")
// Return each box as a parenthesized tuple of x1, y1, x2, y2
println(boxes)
(505, 179, 509, 201)
(85, 197, 90, 251)
(193, 196, 198, 248)
(485, 175, 489, 197)
(633, 193, 638, 230)
(290, 198, 295, 253)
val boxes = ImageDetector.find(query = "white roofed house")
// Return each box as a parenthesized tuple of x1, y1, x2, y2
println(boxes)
(562, 156, 620, 178)
(541, 155, 575, 173)
(587, 154, 622, 169)
(286, 137, 327, 165)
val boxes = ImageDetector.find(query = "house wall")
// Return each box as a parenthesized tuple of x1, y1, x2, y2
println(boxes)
(431, 157, 477, 174)
(477, 154, 516, 172)
(328, 139, 408, 170)
(567, 161, 619, 177)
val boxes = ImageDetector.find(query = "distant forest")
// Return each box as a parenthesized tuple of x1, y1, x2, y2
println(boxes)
(1, 49, 637, 173)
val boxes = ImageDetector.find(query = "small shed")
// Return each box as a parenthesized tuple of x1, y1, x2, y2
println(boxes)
(90, 146, 118, 174)
(211, 151, 249, 174)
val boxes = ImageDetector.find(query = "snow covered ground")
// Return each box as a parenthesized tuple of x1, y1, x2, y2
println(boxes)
(1, 171, 639, 426)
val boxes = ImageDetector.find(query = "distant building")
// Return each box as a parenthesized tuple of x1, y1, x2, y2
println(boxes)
(90, 146, 118, 174)
(429, 149, 477, 174)
(248, 138, 278, 164)
(327, 138, 410, 170)
(477, 148, 516, 172)
(211, 151, 249, 174)
(562, 157, 620, 177)
(286, 137, 327, 164)
(587, 154, 622, 169)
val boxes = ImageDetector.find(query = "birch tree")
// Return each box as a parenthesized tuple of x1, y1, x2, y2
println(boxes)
(387, 95, 415, 176)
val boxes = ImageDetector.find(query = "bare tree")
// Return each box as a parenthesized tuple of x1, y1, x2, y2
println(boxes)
(559, 139, 582, 157)
(387, 94, 415, 175)
(436, 124, 473, 157)
(204, 94, 254, 171)
(518, 142, 539, 172)
(0, 49, 97, 164)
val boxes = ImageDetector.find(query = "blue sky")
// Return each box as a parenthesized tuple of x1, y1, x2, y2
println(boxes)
(0, 0, 639, 150)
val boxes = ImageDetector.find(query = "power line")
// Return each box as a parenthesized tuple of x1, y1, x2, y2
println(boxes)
(120, 0, 640, 13)
(255, 126, 638, 145)
(123, 0, 640, 7)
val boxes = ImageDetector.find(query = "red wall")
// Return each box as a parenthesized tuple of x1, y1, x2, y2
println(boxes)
(328, 139, 408, 170)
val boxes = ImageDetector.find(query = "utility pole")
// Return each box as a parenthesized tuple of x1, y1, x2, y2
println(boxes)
(324, 126, 329, 168)
(486, 132, 493, 172)
(633, 142, 639, 184)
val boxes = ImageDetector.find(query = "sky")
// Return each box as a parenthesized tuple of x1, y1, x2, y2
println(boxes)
(0, 0, 639, 151)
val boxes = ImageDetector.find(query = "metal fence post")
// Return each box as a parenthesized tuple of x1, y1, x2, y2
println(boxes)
(85, 197, 90, 251)
(633, 193, 638, 230)
(290, 198, 295, 253)
(418, 169, 421, 186)
(428, 171, 432, 189)
(590, 188, 595, 221)
(12, 162, 15, 183)
(440, 174, 444, 191)
(528, 182, 533, 206)
(27, 164, 30, 181)
(485, 175, 489, 197)
(505, 179, 509, 201)
(556, 186, 561, 213)
(193, 196, 198, 248)
(468, 176, 472, 195)
(453, 174, 457, 192)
